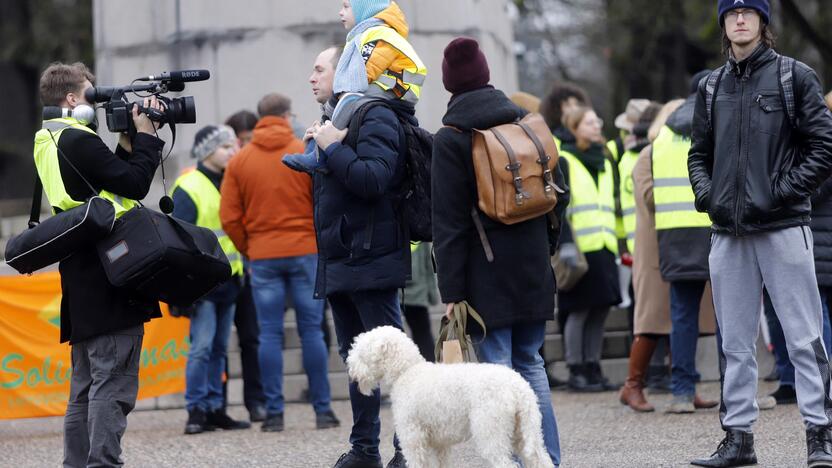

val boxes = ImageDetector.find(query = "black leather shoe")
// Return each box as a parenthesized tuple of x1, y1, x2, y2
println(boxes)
(261, 413, 284, 432)
(316, 410, 341, 429)
(386, 451, 407, 468)
(769, 385, 797, 405)
(568, 364, 603, 393)
(207, 410, 251, 430)
(587, 362, 618, 391)
(184, 409, 215, 435)
(807, 426, 832, 467)
(691, 430, 757, 467)
(249, 405, 267, 423)
(332, 451, 383, 468)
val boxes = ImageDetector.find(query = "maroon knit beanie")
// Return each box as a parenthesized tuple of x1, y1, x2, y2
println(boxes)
(442, 37, 490, 95)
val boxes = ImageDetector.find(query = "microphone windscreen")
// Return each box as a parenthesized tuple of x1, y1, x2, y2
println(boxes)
(159, 196, 175, 214)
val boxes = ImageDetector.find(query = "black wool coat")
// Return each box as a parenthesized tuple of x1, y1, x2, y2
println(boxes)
(431, 87, 567, 330)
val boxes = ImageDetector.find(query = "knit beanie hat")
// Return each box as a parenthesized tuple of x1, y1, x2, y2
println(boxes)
(442, 37, 490, 96)
(191, 125, 236, 161)
(350, 0, 390, 24)
(718, 0, 770, 26)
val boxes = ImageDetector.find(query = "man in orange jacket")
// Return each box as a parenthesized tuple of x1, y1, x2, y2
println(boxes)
(220, 93, 340, 433)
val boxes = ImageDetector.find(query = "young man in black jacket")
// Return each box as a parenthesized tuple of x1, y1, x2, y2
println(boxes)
(36, 62, 165, 466)
(688, 2, 832, 466)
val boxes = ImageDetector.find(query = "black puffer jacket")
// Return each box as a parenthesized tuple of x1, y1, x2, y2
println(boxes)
(656, 95, 711, 282)
(432, 87, 567, 329)
(812, 179, 832, 288)
(688, 45, 832, 236)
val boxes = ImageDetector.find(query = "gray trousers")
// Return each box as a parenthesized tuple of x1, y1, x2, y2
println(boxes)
(710, 226, 832, 432)
(564, 307, 610, 365)
(63, 329, 143, 468)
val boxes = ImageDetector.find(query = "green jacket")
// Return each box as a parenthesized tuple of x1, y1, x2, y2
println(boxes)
(402, 242, 439, 307)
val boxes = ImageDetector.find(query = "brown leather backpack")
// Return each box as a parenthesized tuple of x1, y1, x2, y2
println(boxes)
(471, 112, 563, 225)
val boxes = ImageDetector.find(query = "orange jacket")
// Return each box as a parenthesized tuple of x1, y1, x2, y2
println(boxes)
(365, 2, 410, 83)
(220, 116, 316, 260)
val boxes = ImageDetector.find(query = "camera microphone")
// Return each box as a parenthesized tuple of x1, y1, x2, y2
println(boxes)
(159, 196, 175, 214)
(137, 70, 210, 83)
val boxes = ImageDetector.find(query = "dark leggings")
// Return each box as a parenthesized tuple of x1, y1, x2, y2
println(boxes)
(403, 305, 436, 362)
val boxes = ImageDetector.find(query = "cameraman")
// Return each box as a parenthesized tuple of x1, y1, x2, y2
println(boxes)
(37, 62, 164, 467)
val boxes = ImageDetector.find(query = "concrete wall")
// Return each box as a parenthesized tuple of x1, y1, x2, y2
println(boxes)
(92, 0, 517, 201)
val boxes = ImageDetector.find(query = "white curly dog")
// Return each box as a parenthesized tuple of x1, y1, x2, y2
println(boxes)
(346, 326, 554, 468)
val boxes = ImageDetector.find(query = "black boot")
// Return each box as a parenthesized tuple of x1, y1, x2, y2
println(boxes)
(333, 451, 383, 468)
(568, 364, 602, 393)
(386, 450, 407, 468)
(646, 365, 672, 394)
(691, 430, 757, 467)
(807, 426, 832, 467)
(316, 410, 341, 429)
(769, 385, 797, 405)
(206, 409, 252, 430)
(184, 408, 214, 435)
(261, 413, 284, 432)
(587, 362, 618, 391)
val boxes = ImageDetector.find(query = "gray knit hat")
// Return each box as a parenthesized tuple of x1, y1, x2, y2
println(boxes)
(191, 125, 236, 161)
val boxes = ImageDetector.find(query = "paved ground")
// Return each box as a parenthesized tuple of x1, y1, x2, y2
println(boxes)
(0, 381, 811, 467)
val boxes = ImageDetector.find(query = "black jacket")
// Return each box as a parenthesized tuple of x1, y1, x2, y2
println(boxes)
(657, 95, 711, 282)
(312, 105, 410, 298)
(55, 129, 164, 344)
(812, 179, 832, 288)
(688, 46, 832, 236)
(432, 87, 567, 329)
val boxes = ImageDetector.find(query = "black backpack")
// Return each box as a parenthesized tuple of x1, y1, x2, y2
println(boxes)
(345, 101, 434, 242)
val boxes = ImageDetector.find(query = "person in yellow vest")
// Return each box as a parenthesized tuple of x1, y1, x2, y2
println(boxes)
(171, 125, 251, 435)
(557, 106, 621, 392)
(540, 81, 591, 151)
(36, 62, 165, 467)
(653, 73, 722, 415)
(620, 97, 718, 414)
(400, 242, 439, 361)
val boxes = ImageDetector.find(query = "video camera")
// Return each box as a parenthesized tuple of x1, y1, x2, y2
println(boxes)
(84, 69, 210, 134)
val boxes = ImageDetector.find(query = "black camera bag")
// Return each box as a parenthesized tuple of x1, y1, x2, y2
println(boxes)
(4, 178, 116, 275)
(96, 206, 232, 307)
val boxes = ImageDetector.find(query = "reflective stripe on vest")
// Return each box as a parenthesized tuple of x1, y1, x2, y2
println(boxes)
(359, 26, 427, 104)
(34, 118, 138, 218)
(561, 151, 618, 255)
(618, 149, 639, 252)
(171, 170, 244, 276)
(652, 126, 711, 231)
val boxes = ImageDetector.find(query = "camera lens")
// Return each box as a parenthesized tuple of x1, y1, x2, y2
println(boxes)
(168, 96, 196, 124)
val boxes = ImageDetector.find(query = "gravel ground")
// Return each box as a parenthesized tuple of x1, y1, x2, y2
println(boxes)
(0, 381, 810, 467)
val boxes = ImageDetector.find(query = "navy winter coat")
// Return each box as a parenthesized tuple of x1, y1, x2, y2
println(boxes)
(312, 105, 410, 298)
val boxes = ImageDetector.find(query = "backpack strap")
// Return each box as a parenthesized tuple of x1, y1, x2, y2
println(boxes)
(778, 55, 798, 129)
(344, 100, 388, 150)
(705, 66, 727, 132)
(515, 121, 563, 198)
(614, 137, 624, 162)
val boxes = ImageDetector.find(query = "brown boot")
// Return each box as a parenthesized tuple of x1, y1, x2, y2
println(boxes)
(619, 336, 657, 412)
(693, 394, 719, 409)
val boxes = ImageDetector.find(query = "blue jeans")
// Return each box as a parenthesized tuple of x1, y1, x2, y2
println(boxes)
(471, 322, 561, 467)
(765, 287, 832, 387)
(250, 255, 332, 416)
(329, 289, 404, 461)
(670, 280, 706, 397)
(185, 299, 235, 412)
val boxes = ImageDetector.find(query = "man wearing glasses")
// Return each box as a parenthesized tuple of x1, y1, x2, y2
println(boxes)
(688, 1, 832, 466)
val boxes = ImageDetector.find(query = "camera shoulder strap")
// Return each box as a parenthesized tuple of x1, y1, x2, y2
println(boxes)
(28, 175, 44, 228)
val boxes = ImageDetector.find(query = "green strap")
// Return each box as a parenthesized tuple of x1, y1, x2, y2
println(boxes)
(433, 301, 487, 362)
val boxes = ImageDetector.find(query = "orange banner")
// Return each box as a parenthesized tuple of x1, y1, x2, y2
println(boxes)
(0, 272, 190, 419)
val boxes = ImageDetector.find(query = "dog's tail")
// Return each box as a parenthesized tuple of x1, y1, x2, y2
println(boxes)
(514, 383, 555, 468)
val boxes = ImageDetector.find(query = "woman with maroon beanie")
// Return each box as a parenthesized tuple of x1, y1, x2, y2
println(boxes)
(432, 37, 564, 466)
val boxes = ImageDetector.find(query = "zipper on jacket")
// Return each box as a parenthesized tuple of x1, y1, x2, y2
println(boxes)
(734, 79, 746, 235)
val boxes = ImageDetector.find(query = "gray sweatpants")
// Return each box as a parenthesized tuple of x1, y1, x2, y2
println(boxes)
(63, 327, 143, 468)
(710, 226, 832, 432)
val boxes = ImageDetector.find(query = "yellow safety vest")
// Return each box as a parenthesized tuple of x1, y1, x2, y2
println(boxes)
(652, 126, 711, 231)
(606, 139, 620, 163)
(34, 118, 139, 217)
(360, 26, 427, 105)
(171, 170, 244, 276)
(618, 150, 640, 252)
(561, 151, 618, 255)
